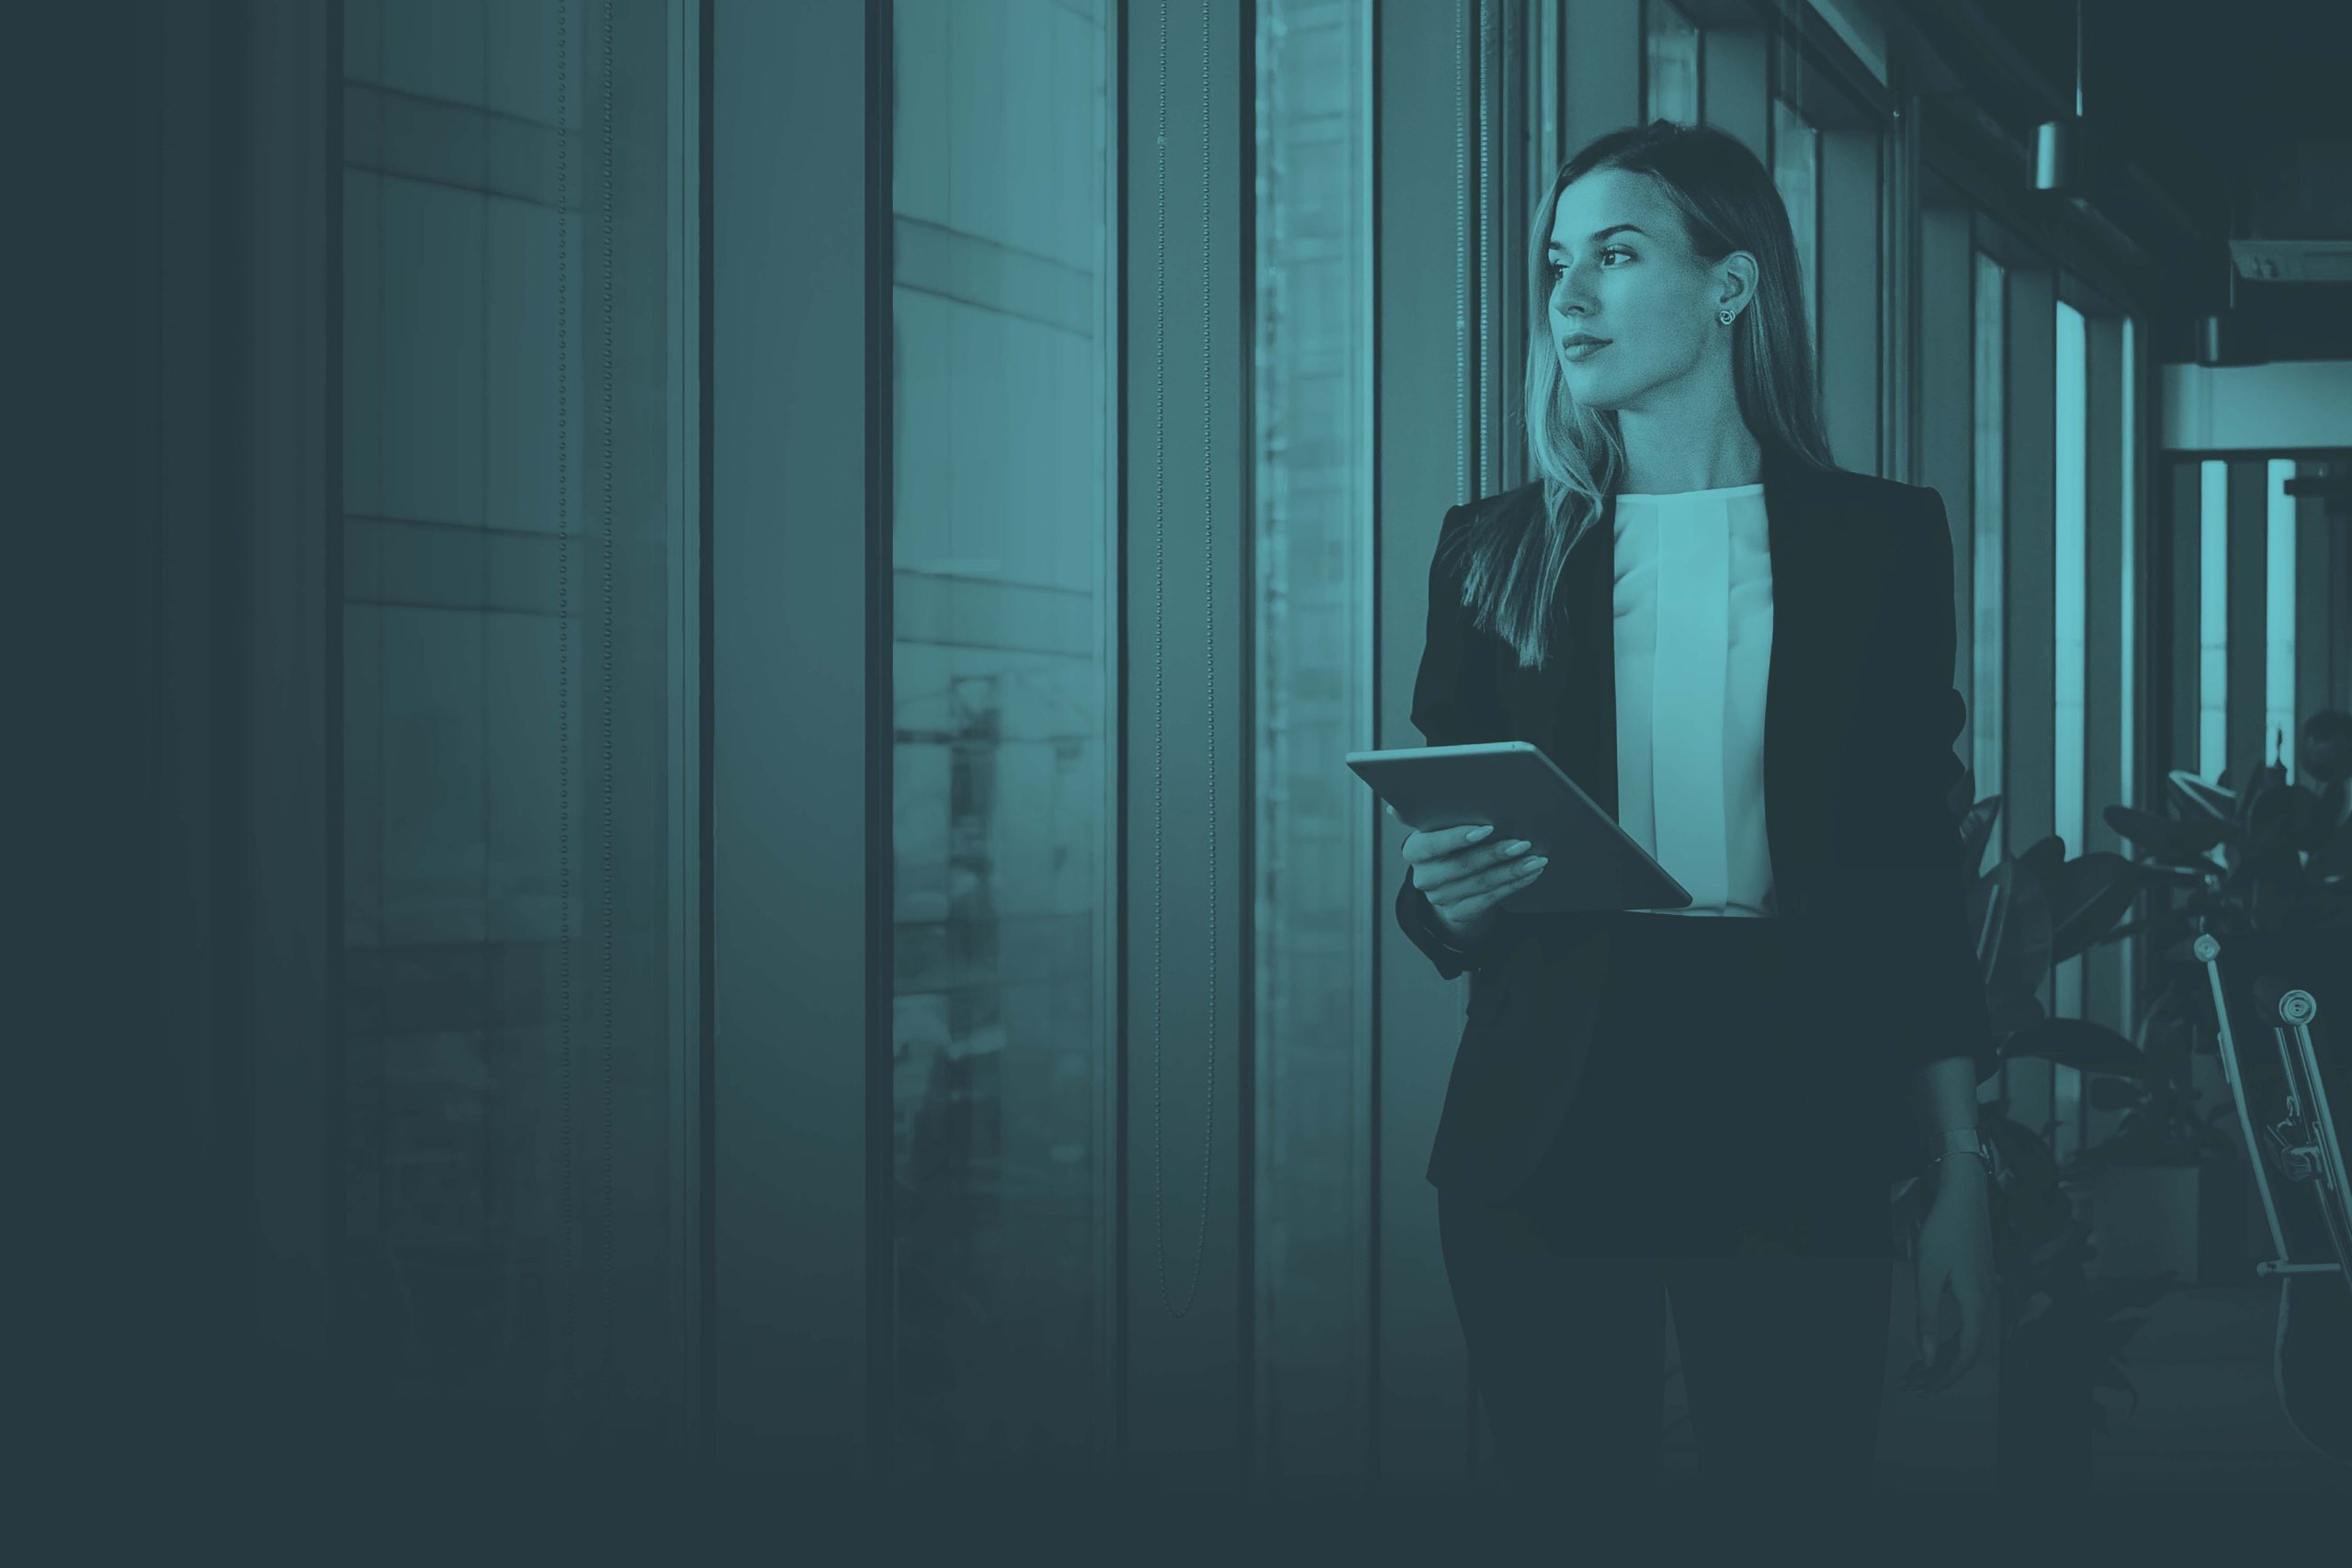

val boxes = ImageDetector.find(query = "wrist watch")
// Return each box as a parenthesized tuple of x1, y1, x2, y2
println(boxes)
(1928, 1125, 1985, 1156)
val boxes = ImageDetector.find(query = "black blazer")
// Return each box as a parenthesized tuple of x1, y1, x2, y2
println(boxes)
(1397, 439, 1999, 1201)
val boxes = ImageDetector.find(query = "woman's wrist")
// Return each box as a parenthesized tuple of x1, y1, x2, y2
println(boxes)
(1431, 901, 1497, 948)
(1924, 1148, 1993, 1201)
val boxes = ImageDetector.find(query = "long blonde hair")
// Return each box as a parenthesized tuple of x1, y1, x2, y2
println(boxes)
(1443, 120, 1834, 671)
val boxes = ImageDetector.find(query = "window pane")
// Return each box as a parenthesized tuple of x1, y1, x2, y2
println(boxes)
(2267, 457, 2299, 779)
(1250, 0, 1374, 1477)
(890, 0, 1114, 1478)
(1645, 0, 1700, 126)
(2199, 459, 2229, 783)
(1971, 254, 2006, 846)
(2120, 319, 2137, 816)
(2052, 299, 2087, 1151)
(1772, 99, 1819, 368)
(340, 0, 695, 1440)
(2119, 317, 2137, 1040)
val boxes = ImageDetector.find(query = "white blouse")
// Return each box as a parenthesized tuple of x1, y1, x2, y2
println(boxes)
(1610, 481, 1778, 919)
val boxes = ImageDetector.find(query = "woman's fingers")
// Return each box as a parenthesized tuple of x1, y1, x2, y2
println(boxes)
(1390, 816, 1551, 923)
(1431, 851, 1549, 922)
(1908, 1269, 1991, 1394)
(1939, 1284, 1991, 1387)
(1399, 821, 1511, 866)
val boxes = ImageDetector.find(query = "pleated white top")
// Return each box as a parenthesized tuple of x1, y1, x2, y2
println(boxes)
(1610, 481, 1778, 919)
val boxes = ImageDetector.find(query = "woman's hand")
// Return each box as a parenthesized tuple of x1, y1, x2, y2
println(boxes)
(1907, 1165, 1996, 1394)
(1386, 804, 1548, 941)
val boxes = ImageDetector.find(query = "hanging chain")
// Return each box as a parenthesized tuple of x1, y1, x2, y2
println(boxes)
(1152, 0, 1214, 1321)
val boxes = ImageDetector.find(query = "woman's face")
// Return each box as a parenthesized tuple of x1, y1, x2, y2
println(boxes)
(1544, 167, 1748, 412)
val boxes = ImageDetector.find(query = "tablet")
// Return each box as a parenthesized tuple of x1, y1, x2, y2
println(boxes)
(1345, 740, 1691, 915)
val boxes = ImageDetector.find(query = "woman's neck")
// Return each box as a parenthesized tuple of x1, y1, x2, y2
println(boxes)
(1615, 411, 1763, 495)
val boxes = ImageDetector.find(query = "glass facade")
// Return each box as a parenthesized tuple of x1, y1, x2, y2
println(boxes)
(2200, 458, 2231, 783)
(2267, 457, 2300, 780)
(1645, 1, 1701, 127)
(2119, 318, 2137, 1043)
(2052, 299, 2086, 1150)
(888, 0, 1116, 1479)
(1250, 0, 1377, 1480)
(1772, 97, 1820, 373)
(339, 0, 695, 1447)
(1971, 253, 2007, 849)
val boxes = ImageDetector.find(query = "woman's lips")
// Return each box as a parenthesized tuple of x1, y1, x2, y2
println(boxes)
(1561, 339, 1610, 363)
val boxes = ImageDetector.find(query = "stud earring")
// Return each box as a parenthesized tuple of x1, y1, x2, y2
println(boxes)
(1718, 307, 1736, 325)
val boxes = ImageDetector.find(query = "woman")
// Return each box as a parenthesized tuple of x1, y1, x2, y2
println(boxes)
(1391, 121, 2001, 1516)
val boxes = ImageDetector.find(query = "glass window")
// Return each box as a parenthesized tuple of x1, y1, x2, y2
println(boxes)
(2120, 321, 2137, 813)
(889, 0, 1114, 1478)
(1250, 0, 1375, 1475)
(1971, 254, 2006, 849)
(2119, 317, 2139, 1040)
(1771, 98, 1819, 370)
(1645, 0, 1700, 127)
(340, 0, 695, 1432)
(2052, 299, 2087, 1149)
(2052, 302, 2086, 962)
(2199, 459, 2229, 783)
(2267, 458, 2299, 779)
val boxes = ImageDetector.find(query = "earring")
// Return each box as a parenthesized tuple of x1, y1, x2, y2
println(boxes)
(1718, 307, 1736, 325)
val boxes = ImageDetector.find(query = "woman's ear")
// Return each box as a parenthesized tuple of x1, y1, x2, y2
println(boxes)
(1717, 251, 1759, 315)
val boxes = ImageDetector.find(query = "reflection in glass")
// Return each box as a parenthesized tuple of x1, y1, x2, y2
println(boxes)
(2120, 318, 2137, 1043)
(1251, 0, 1374, 1483)
(2052, 300, 2087, 1155)
(2199, 459, 2229, 782)
(1771, 99, 1819, 371)
(889, 0, 1114, 1481)
(339, 0, 694, 1448)
(1645, 1, 1700, 127)
(2267, 458, 2299, 780)
(1971, 254, 2006, 852)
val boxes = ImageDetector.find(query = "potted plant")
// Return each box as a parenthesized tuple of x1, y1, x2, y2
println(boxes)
(1892, 708, 2352, 1486)
(2063, 999, 2245, 1285)
(2079, 710, 2352, 1281)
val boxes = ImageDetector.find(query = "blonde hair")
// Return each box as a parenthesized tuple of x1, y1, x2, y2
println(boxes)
(1443, 120, 1834, 670)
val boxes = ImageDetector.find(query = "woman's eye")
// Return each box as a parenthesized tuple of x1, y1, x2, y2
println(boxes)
(1545, 248, 1628, 281)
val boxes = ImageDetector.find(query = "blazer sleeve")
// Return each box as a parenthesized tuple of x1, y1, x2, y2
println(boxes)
(1861, 489, 2000, 1085)
(1393, 502, 1515, 982)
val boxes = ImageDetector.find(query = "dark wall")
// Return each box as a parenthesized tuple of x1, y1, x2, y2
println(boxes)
(28, 0, 232, 1506)
(26, 0, 349, 1524)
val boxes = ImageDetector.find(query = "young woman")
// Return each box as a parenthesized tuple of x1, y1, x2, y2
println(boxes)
(1391, 121, 2001, 1515)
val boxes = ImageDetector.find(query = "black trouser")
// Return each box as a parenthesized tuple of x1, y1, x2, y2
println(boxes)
(1438, 911, 1894, 1516)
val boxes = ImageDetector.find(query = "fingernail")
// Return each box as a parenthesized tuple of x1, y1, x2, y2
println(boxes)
(1466, 825, 1494, 841)
(1523, 857, 1548, 873)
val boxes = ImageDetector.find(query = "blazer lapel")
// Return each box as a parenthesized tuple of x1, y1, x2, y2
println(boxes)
(1493, 440, 1836, 897)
